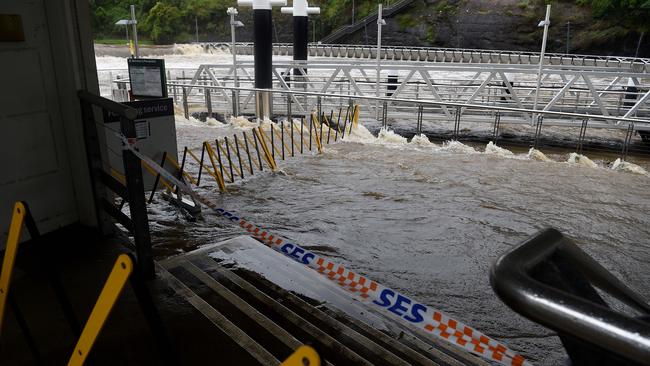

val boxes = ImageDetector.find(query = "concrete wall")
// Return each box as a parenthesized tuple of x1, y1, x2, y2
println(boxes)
(0, 0, 101, 244)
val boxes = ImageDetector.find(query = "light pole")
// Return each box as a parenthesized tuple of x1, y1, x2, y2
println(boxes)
(227, 7, 244, 116)
(533, 4, 550, 123)
(130, 4, 139, 58)
(114, 19, 134, 57)
(375, 4, 386, 120)
(566, 21, 570, 54)
(195, 16, 199, 43)
(238, 0, 287, 121)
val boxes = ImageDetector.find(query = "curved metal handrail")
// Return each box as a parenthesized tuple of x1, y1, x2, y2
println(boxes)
(490, 228, 650, 365)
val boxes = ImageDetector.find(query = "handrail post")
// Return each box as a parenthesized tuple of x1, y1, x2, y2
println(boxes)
(120, 117, 154, 279)
(182, 87, 189, 120)
(205, 89, 213, 118)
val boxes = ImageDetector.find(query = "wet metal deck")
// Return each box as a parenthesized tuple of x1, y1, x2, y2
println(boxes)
(159, 236, 488, 365)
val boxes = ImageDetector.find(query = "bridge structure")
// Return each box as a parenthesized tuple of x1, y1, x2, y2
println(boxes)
(202, 42, 650, 73)
(156, 58, 649, 131)
(105, 43, 650, 153)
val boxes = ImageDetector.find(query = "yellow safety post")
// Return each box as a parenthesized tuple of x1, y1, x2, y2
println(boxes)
(109, 168, 127, 185)
(352, 104, 360, 128)
(217, 139, 243, 178)
(164, 154, 197, 185)
(310, 113, 323, 153)
(336, 109, 344, 135)
(203, 142, 228, 193)
(258, 125, 287, 167)
(141, 161, 175, 192)
(243, 133, 262, 170)
(254, 127, 277, 171)
(67, 254, 133, 366)
(0, 202, 26, 334)
(206, 141, 232, 183)
(292, 122, 310, 152)
(186, 148, 224, 189)
(280, 345, 320, 366)
(270, 125, 290, 157)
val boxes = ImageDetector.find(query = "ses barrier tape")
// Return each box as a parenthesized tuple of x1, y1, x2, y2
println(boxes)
(119, 135, 532, 366)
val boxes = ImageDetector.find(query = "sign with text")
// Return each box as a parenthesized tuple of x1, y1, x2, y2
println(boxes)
(104, 98, 177, 189)
(128, 58, 167, 99)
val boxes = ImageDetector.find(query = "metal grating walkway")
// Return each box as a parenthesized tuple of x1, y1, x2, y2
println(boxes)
(158, 238, 488, 366)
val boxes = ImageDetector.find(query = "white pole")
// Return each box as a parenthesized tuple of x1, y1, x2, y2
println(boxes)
(533, 4, 550, 122)
(375, 4, 383, 120)
(229, 9, 239, 116)
(130, 5, 139, 58)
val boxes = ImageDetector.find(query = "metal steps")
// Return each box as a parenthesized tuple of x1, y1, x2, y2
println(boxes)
(158, 245, 489, 366)
(321, 0, 416, 44)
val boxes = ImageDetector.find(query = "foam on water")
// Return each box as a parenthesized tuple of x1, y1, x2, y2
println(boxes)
(377, 128, 408, 145)
(484, 141, 514, 157)
(229, 116, 259, 129)
(343, 123, 378, 144)
(259, 118, 278, 129)
(611, 158, 649, 176)
(440, 140, 478, 154)
(206, 117, 224, 127)
(171, 43, 207, 55)
(567, 153, 599, 169)
(410, 134, 438, 147)
(187, 116, 206, 125)
(528, 148, 553, 162)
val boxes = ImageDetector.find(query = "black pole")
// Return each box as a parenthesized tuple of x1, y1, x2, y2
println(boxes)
(254, 9, 273, 89)
(293, 16, 308, 80)
(120, 117, 154, 279)
(197, 144, 206, 186)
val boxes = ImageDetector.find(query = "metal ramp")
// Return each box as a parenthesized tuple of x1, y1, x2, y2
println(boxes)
(158, 237, 488, 366)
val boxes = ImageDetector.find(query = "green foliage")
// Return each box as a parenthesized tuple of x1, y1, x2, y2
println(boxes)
(89, 0, 649, 45)
(577, 0, 650, 31)
(90, 0, 233, 44)
(144, 2, 183, 44)
(425, 25, 436, 44)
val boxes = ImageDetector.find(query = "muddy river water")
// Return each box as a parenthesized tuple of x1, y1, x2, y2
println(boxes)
(97, 47, 650, 365)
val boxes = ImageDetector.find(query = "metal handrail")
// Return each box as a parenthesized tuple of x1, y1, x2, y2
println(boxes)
(165, 82, 650, 126)
(204, 42, 650, 69)
(78, 90, 137, 120)
(490, 228, 650, 365)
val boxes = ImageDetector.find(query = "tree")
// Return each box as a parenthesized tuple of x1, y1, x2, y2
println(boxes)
(144, 2, 184, 44)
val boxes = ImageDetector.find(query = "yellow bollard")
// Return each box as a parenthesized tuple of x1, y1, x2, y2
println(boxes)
(352, 104, 360, 129)
(0, 202, 26, 334)
(186, 148, 225, 190)
(270, 125, 290, 158)
(203, 142, 228, 192)
(109, 168, 127, 185)
(254, 127, 277, 171)
(310, 113, 323, 153)
(164, 154, 197, 185)
(242, 133, 262, 171)
(67, 254, 133, 366)
(217, 139, 242, 178)
(280, 345, 320, 366)
(141, 161, 175, 192)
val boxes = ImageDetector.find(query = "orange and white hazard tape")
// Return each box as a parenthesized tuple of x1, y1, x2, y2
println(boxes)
(121, 136, 532, 366)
